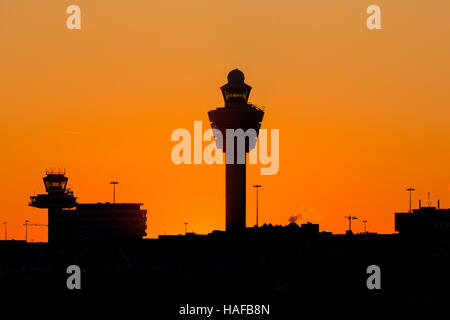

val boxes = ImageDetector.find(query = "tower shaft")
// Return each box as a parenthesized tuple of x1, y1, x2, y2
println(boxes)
(226, 161, 246, 231)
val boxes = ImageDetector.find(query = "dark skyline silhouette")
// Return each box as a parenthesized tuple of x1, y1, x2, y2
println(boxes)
(1, 70, 450, 314)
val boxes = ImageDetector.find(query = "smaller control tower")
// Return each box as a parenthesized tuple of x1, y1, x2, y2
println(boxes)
(29, 170, 77, 242)
(208, 69, 264, 232)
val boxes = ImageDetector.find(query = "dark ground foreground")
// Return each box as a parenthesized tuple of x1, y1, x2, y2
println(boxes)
(0, 232, 448, 317)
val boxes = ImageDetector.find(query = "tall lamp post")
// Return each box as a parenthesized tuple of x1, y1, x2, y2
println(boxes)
(24, 220, 29, 242)
(110, 181, 119, 204)
(406, 187, 415, 213)
(2, 222, 6, 240)
(253, 184, 262, 227)
(362, 219, 368, 233)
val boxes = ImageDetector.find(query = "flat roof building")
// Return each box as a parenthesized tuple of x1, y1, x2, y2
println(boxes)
(395, 205, 450, 238)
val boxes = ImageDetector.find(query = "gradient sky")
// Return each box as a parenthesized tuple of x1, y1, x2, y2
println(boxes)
(1, 0, 450, 241)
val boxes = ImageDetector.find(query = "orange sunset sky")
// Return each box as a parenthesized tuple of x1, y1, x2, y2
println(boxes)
(1, 0, 450, 242)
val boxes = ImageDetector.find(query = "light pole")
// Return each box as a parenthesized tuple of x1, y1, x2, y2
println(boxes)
(110, 181, 119, 204)
(406, 187, 415, 213)
(362, 219, 368, 233)
(184, 222, 188, 235)
(24, 220, 29, 242)
(2, 222, 6, 240)
(253, 184, 262, 227)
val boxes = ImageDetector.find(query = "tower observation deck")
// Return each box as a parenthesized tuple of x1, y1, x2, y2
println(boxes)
(30, 170, 77, 209)
(208, 69, 264, 232)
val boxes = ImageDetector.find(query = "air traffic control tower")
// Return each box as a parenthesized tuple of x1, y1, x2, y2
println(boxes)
(208, 69, 264, 232)
(29, 170, 77, 242)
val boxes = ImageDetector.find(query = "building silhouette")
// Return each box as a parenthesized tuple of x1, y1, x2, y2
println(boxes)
(29, 170, 147, 242)
(208, 69, 264, 231)
(395, 202, 450, 238)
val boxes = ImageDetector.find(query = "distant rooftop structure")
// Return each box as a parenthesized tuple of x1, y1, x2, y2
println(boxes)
(395, 203, 450, 238)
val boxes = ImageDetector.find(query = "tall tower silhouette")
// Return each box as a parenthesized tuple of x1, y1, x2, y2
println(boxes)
(208, 69, 264, 231)
(29, 170, 77, 242)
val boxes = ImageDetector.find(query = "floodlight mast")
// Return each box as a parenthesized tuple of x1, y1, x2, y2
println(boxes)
(253, 184, 262, 227)
(362, 219, 368, 233)
(24, 220, 29, 242)
(110, 181, 119, 204)
(406, 187, 415, 213)
(3, 222, 7, 240)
